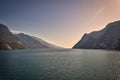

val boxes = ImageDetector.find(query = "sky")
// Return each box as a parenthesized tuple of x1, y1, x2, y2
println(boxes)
(0, 0, 120, 48)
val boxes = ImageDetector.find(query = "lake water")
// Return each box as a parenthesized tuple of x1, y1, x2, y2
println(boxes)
(0, 49, 120, 80)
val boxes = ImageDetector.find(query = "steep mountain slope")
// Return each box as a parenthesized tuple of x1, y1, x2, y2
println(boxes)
(15, 33, 61, 49)
(32, 36, 61, 48)
(73, 20, 120, 50)
(0, 24, 27, 50)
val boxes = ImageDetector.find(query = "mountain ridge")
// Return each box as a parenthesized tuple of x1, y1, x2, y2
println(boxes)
(73, 20, 120, 50)
(15, 33, 61, 49)
(0, 24, 61, 50)
(0, 24, 27, 50)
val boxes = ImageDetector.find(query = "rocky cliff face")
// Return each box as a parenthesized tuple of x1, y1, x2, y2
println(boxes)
(73, 20, 120, 50)
(0, 24, 27, 50)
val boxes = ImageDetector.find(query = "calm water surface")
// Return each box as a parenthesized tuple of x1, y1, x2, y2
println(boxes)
(0, 49, 120, 80)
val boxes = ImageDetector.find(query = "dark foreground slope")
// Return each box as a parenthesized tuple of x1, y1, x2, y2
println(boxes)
(73, 20, 120, 50)
(0, 24, 27, 50)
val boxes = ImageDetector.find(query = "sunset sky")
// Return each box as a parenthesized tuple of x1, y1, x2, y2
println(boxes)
(0, 0, 120, 48)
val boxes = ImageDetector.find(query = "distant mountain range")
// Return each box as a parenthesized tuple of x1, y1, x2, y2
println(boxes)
(0, 24, 61, 50)
(73, 20, 120, 50)
(2, 20, 120, 50)
(15, 33, 60, 49)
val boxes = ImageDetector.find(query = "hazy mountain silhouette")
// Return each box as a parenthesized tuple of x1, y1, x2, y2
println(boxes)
(73, 20, 120, 50)
(0, 24, 61, 50)
(0, 24, 27, 50)
(15, 33, 61, 49)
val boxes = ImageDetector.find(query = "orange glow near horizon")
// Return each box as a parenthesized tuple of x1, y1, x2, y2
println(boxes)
(1, 0, 120, 48)
(60, 0, 120, 48)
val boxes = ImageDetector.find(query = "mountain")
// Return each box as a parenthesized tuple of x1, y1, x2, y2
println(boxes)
(0, 24, 27, 50)
(15, 33, 61, 49)
(0, 24, 61, 50)
(73, 20, 120, 50)
(32, 36, 61, 48)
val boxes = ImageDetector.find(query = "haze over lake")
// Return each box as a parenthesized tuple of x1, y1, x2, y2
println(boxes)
(0, 49, 119, 80)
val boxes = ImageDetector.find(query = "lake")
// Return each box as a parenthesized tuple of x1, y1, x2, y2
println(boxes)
(0, 49, 120, 80)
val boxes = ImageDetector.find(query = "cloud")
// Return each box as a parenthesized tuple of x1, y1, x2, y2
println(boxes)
(84, 7, 104, 28)
(10, 29, 26, 34)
